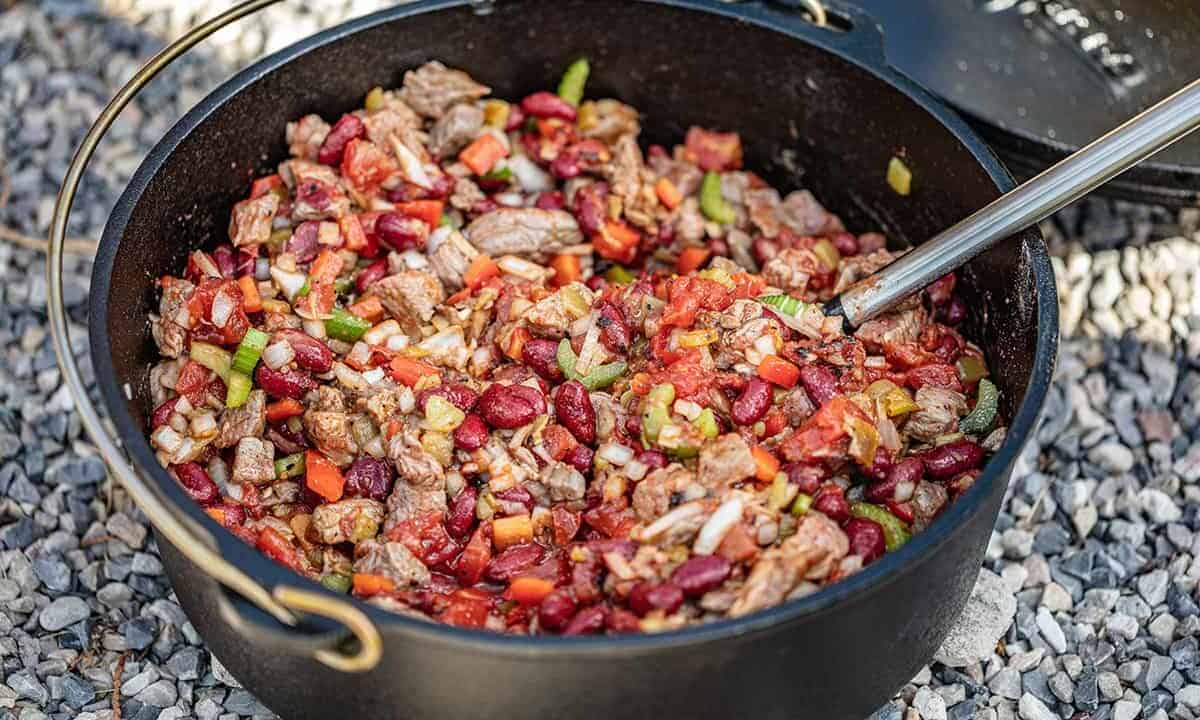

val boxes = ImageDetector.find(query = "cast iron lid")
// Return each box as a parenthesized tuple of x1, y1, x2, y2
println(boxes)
(849, 0, 1200, 206)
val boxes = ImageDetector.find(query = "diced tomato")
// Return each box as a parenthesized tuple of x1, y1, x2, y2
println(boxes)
(255, 527, 302, 571)
(654, 177, 683, 210)
(675, 246, 711, 274)
(548, 254, 581, 288)
(389, 356, 441, 386)
(758, 355, 801, 388)
(308, 249, 344, 284)
(394, 200, 444, 232)
(716, 523, 759, 563)
(541, 424, 577, 461)
(463, 254, 499, 290)
(249, 174, 285, 200)
(304, 450, 345, 503)
(731, 272, 768, 299)
(593, 220, 640, 264)
(657, 350, 709, 401)
(338, 214, 369, 252)
(347, 296, 385, 323)
(683, 126, 743, 171)
(649, 330, 683, 365)
(906, 363, 963, 392)
(456, 524, 493, 586)
(174, 361, 211, 404)
(439, 588, 492, 629)
(582, 500, 636, 539)
(763, 409, 789, 438)
(660, 277, 732, 328)
(504, 326, 531, 361)
(389, 510, 461, 568)
(266, 398, 305, 423)
(459, 134, 509, 176)
(779, 395, 871, 463)
(352, 573, 396, 597)
(751, 445, 780, 482)
(551, 505, 581, 546)
(341, 138, 397, 195)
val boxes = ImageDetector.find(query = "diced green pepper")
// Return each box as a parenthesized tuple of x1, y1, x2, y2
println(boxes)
(438, 213, 453, 228)
(699, 171, 736, 225)
(557, 58, 590, 107)
(321, 573, 352, 593)
(642, 404, 671, 443)
(556, 338, 578, 378)
(791, 492, 813, 516)
(693, 407, 718, 439)
(811, 238, 841, 271)
(274, 452, 306, 480)
(190, 342, 232, 380)
(758, 293, 808, 318)
(580, 361, 626, 391)
(647, 383, 676, 407)
(850, 502, 912, 551)
(960, 378, 999, 435)
(296, 278, 311, 298)
(481, 165, 513, 183)
(668, 443, 699, 460)
(603, 265, 636, 284)
(955, 356, 989, 384)
(224, 371, 253, 409)
(231, 328, 269, 376)
(326, 307, 372, 342)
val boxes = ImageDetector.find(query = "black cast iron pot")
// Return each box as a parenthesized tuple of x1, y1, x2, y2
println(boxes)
(87, 1, 1058, 718)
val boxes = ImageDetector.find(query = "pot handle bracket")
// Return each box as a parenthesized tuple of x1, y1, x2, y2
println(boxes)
(46, 0, 382, 675)
(728, 0, 888, 69)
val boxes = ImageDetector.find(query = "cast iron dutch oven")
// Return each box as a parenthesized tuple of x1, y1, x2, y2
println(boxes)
(78, 0, 1058, 717)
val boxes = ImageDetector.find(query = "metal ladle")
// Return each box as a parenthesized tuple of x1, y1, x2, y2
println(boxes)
(825, 77, 1200, 330)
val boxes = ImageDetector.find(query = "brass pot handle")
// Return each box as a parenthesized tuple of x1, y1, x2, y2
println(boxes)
(46, 0, 382, 674)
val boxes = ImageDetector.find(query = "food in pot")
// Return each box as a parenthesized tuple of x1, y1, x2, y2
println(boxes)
(144, 59, 1004, 634)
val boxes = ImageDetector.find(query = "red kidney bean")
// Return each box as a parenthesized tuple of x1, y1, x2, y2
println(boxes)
(270, 422, 309, 453)
(212, 502, 247, 527)
(670, 555, 732, 597)
(453, 414, 489, 451)
(521, 91, 577, 122)
(799, 364, 839, 406)
(752, 236, 780, 265)
(606, 608, 641, 633)
(812, 485, 850, 524)
(940, 295, 967, 325)
(212, 245, 236, 278)
(867, 457, 923, 504)
(355, 258, 389, 294)
(585, 276, 608, 292)
(255, 365, 317, 400)
(534, 190, 565, 210)
(637, 450, 668, 471)
(550, 151, 581, 180)
(318, 114, 365, 166)
(494, 486, 535, 515)
(861, 448, 894, 482)
(344, 456, 394, 501)
(276, 329, 333, 373)
(565, 444, 594, 474)
(731, 377, 772, 426)
(628, 582, 684, 617)
(783, 463, 826, 495)
(477, 384, 546, 429)
(830, 232, 859, 257)
(572, 181, 609, 236)
(562, 605, 608, 636)
(925, 273, 956, 306)
(235, 249, 256, 278)
(624, 413, 642, 438)
(444, 486, 478, 538)
(376, 212, 426, 251)
(417, 383, 479, 413)
(586, 538, 637, 560)
(173, 462, 219, 506)
(906, 363, 962, 392)
(283, 221, 320, 263)
(845, 518, 886, 564)
(485, 543, 545, 582)
(151, 397, 180, 429)
(554, 380, 596, 445)
(596, 301, 631, 353)
(504, 104, 527, 132)
(538, 589, 577, 631)
(521, 338, 565, 382)
(857, 232, 887, 254)
(922, 439, 985, 480)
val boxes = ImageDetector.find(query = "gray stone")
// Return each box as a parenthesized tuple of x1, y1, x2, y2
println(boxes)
(134, 679, 177, 708)
(1036, 607, 1068, 653)
(59, 673, 94, 709)
(1017, 693, 1056, 720)
(1098, 671, 1125, 701)
(1113, 699, 1142, 720)
(1146, 655, 1175, 691)
(913, 686, 947, 720)
(1041, 582, 1073, 612)
(1138, 569, 1171, 607)
(989, 668, 1023, 700)
(38, 596, 89, 631)
(935, 570, 1017, 667)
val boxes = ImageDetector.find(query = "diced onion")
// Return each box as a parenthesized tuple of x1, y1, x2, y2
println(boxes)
(603, 552, 636, 580)
(597, 442, 633, 466)
(206, 457, 229, 494)
(168, 414, 187, 433)
(895, 480, 915, 503)
(497, 255, 547, 282)
(173, 396, 193, 415)
(693, 498, 744, 555)
(362, 367, 386, 385)
(262, 341, 295, 370)
(399, 250, 429, 270)
(386, 334, 409, 352)
(190, 250, 220, 278)
(363, 319, 402, 346)
(494, 192, 525, 208)
(390, 136, 433, 189)
(673, 399, 702, 422)
(365, 436, 385, 458)
(509, 155, 555, 193)
(254, 257, 270, 280)
(427, 226, 452, 254)
(270, 266, 307, 301)
(210, 289, 236, 328)
(302, 319, 326, 339)
(151, 425, 184, 454)
(397, 386, 416, 413)
(640, 502, 706, 543)
(753, 334, 777, 359)
(623, 460, 648, 482)
(190, 413, 217, 438)
(333, 362, 368, 391)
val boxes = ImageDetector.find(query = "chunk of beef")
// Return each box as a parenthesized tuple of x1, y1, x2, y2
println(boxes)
(465, 208, 583, 260)
(358, 384, 404, 426)
(524, 289, 575, 338)
(231, 437, 275, 485)
(781, 387, 816, 426)
(303, 386, 358, 466)
(286, 114, 331, 162)
(387, 427, 444, 489)
(910, 480, 949, 531)
(647, 153, 703, 198)
(744, 187, 782, 238)
(580, 99, 640, 144)
(541, 461, 586, 502)
(151, 279, 194, 359)
(697, 433, 756, 489)
(353, 539, 431, 588)
(361, 98, 421, 149)
(449, 176, 486, 212)
(428, 103, 484, 158)
(228, 193, 279, 247)
(371, 271, 445, 335)
(778, 190, 844, 236)
(149, 359, 184, 407)
(383, 481, 447, 536)
(311, 498, 386, 544)
(854, 305, 928, 349)
(903, 387, 968, 442)
(427, 228, 478, 290)
(673, 197, 706, 245)
(281, 160, 350, 221)
(728, 513, 848, 617)
(762, 247, 822, 293)
(215, 389, 267, 449)
(605, 135, 654, 228)
(399, 61, 490, 119)
(833, 248, 899, 294)
(632, 465, 695, 522)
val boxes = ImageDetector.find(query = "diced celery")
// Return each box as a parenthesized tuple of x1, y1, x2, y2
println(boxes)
(224, 371, 253, 409)
(699, 171, 736, 224)
(956, 356, 989, 384)
(811, 238, 841, 270)
(642, 404, 671, 443)
(791, 492, 813, 516)
(364, 86, 385, 112)
(190, 342, 232, 380)
(693, 407, 718, 439)
(231, 329, 269, 376)
(758, 294, 807, 318)
(326, 308, 371, 342)
(275, 452, 306, 480)
(580, 361, 626, 391)
(556, 338, 578, 378)
(425, 395, 466, 433)
(603, 265, 635, 284)
(647, 383, 676, 407)
(557, 58, 590, 107)
(321, 573, 352, 593)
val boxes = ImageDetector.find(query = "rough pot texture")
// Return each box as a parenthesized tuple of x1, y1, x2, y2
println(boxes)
(88, 1, 1056, 718)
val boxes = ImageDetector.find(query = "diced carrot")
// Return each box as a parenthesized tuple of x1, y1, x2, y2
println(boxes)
(593, 219, 639, 264)
(654, 177, 683, 210)
(536, 118, 564, 137)
(675, 246, 711, 274)
(205, 507, 227, 524)
(266, 398, 305, 423)
(249, 174, 284, 200)
(385, 419, 402, 440)
(751, 445, 780, 483)
(506, 576, 556, 606)
(352, 573, 396, 597)
(505, 326, 531, 361)
(308, 249, 344, 284)
(716, 523, 759, 563)
(339, 214, 368, 252)
(237, 275, 262, 313)
(394, 200, 444, 231)
(348, 295, 385, 323)
(463, 253, 499, 289)
(261, 298, 291, 314)
(757, 355, 801, 389)
(492, 514, 533, 550)
(304, 450, 345, 503)
(458, 134, 509, 176)
(389, 356, 440, 386)
(548, 254, 581, 288)
(445, 287, 473, 305)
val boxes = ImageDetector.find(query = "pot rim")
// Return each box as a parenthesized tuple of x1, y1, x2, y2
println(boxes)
(89, 0, 1058, 655)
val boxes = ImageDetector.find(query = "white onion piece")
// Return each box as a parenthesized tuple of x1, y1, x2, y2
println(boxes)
(623, 460, 648, 482)
(206, 457, 230, 494)
(270, 266, 307, 301)
(210, 289, 236, 328)
(167, 414, 187, 434)
(639, 502, 706, 543)
(894, 480, 916, 503)
(753, 334, 777, 359)
(302, 319, 326, 339)
(597, 442, 633, 466)
(427, 226, 452, 254)
(347, 341, 372, 368)
(262, 341, 294, 370)
(400, 250, 429, 270)
(190, 250, 220, 278)
(497, 255, 546, 281)
(603, 552, 636, 580)
(362, 367, 386, 385)
(390, 136, 432, 188)
(365, 436, 385, 458)
(363, 320, 401, 346)
(151, 426, 183, 454)
(254, 257, 271, 280)
(173, 396, 193, 415)
(693, 498, 744, 555)
(385, 334, 409, 352)
(189, 413, 217, 438)
(397, 386, 416, 413)
(494, 191, 525, 208)
(509, 154, 555, 193)
(334, 362, 368, 391)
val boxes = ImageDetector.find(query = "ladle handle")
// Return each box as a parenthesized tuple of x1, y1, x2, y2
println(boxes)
(829, 77, 1200, 329)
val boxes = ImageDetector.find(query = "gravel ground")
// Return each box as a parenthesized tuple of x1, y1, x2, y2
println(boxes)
(2, 2, 1199, 719)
